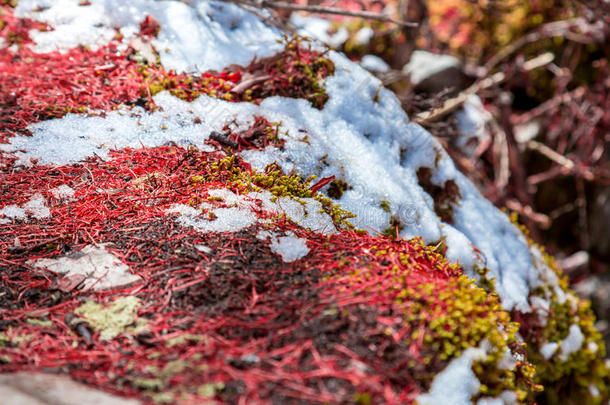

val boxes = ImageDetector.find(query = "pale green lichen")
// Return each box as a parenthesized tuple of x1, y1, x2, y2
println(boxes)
(73, 296, 146, 340)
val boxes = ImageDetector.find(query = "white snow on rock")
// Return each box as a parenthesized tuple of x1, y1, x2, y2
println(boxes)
(3, 0, 562, 313)
(32, 244, 141, 291)
(416, 345, 486, 405)
(16, 0, 283, 72)
(257, 231, 310, 262)
(0, 194, 50, 224)
(168, 189, 336, 235)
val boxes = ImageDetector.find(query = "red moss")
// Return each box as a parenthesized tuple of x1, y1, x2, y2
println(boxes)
(0, 145, 532, 403)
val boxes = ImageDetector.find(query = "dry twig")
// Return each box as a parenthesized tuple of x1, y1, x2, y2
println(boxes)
(413, 52, 554, 125)
(222, 0, 418, 27)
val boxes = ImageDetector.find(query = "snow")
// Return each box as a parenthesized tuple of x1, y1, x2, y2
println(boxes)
(443, 224, 479, 270)
(588, 384, 600, 397)
(168, 189, 336, 235)
(32, 244, 141, 291)
(50, 185, 76, 201)
(16, 0, 283, 72)
(559, 324, 584, 361)
(361, 55, 390, 73)
(539, 324, 585, 361)
(403, 50, 461, 85)
(290, 13, 349, 48)
(477, 391, 518, 405)
(0, 194, 50, 224)
(455, 95, 492, 158)
(354, 27, 374, 45)
(540, 342, 559, 360)
(3, 0, 566, 313)
(416, 346, 486, 405)
(257, 231, 310, 262)
(530, 296, 551, 326)
(167, 189, 259, 234)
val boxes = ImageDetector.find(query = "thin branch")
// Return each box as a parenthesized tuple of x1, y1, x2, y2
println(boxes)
(223, 0, 418, 27)
(413, 52, 554, 125)
(484, 17, 603, 72)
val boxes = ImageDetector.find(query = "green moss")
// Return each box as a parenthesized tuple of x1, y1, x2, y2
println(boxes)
(349, 241, 537, 399)
(509, 213, 610, 403)
(191, 155, 355, 228)
(379, 199, 391, 213)
(134, 377, 164, 391)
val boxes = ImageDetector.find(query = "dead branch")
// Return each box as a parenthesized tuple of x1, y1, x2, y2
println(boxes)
(222, 0, 418, 27)
(413, 52, 554, 125)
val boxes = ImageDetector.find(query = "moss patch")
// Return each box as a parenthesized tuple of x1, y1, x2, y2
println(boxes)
(73, 296, 145, 340)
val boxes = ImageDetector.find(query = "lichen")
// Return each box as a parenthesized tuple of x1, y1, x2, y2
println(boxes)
(73, 296, 145, 340)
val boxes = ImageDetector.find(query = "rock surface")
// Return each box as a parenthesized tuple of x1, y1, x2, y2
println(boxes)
(0, 1, 607, 404)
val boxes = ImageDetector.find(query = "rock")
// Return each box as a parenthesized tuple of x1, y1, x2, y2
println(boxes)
(0, 373, 140, 405)
(0, 1, 607, 404)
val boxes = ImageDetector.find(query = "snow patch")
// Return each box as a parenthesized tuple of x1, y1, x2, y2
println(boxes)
(540, 342, 559, 360)
(361, 55, 390, 73)
(0, 194, 50, 223)
(32, 244, 141, 291)
(290, 13, 348, 47)
(539, 324, 585, 361)
(417, 345, 486, 405)
(257, 231, 310, 262)
(168, 189, 336, 235)
(404, 50, 461, 85)
(16, 0, 282, 73)
(50, 184, 76, 201)
(559, 324, 584, 361)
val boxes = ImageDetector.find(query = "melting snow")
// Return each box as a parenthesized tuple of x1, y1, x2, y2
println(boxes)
(50, 184, 76, 201)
